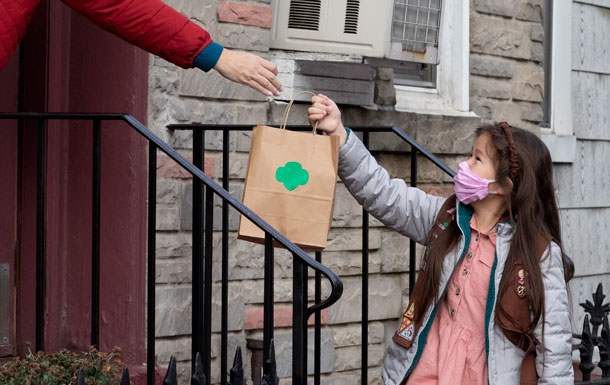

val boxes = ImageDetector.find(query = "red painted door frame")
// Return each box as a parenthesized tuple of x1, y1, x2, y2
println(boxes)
(7, 0, 148, 364)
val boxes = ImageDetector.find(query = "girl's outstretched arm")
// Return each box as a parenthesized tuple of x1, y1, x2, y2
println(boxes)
(309, 94, 445, 244)
(534, 242, 574, 384)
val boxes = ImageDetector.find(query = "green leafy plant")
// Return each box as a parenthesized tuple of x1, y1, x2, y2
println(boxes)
(0, 345, 126, 385)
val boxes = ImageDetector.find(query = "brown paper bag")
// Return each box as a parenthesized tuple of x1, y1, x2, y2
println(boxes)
(238, 91, 339, 250)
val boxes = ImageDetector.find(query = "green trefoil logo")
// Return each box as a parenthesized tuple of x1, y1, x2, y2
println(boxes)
(276, 162, 309, 191)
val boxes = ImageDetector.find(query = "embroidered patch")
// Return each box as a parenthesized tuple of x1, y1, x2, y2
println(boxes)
(516, 269, 527, 296)
(405, 303, 415, 319)
(399, 317, 412, 332)
(399, 323, 415, 341)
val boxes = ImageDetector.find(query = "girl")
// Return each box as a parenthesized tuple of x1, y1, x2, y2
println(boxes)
(308, 94, 573, 385)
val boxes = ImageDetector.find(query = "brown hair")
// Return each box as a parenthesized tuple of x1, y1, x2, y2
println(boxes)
(413, 123, 567, 352)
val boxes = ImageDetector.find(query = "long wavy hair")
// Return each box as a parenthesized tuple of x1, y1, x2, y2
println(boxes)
(413, 123, 567, 350)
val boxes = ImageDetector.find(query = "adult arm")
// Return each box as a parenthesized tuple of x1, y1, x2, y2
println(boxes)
(61, 0, 281, 95)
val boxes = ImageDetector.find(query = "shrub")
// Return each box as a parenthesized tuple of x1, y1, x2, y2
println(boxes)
(0, 345, 126, 385)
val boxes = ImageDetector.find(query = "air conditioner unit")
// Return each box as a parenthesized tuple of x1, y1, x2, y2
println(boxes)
(270, 0, 392, 57)
(271, 0, 443, 65)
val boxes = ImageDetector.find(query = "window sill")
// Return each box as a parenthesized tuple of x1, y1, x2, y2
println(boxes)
(540, 133, 577, 164)
(394, 85, 475, 117)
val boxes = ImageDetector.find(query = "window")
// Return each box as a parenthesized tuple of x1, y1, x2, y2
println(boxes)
(270, 0, 469, 114)
(388, 0, 442, 64)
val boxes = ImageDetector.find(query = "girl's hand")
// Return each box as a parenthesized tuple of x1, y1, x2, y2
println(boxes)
(308, 94, 347, 146)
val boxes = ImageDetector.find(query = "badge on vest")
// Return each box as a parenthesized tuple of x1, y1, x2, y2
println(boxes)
(517, 269, 527, 298)
(399, 323, 415, 341)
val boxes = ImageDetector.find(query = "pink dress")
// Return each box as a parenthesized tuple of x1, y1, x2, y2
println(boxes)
(406, 217, 496, 385)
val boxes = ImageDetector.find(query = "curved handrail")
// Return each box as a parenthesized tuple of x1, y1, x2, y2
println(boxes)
(0, 112, 343, 317)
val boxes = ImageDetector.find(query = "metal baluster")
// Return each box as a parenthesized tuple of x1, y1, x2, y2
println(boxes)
(221, 129, 230, 385)
(147, 144, 157, 385)
(91, 119, 101, 348)
(35, 119, 46, 352)
(203, 184, 214, 381)
(362, 130, 370, 384)
(292, 257, 307, 385)
(263, 233, 274, 367)
(192, 130, 205, 375)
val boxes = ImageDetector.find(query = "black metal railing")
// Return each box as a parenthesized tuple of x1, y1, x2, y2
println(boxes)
(574, 283, 610, 384)
(0, 113, 343, 385)
(167, 123, 456, 384)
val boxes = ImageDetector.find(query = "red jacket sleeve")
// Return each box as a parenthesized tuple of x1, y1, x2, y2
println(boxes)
(61, 0, 213, 69)
(0, 0, 42, 70)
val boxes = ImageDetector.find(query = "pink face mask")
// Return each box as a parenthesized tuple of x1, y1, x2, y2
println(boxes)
(453, 161, 498, 204)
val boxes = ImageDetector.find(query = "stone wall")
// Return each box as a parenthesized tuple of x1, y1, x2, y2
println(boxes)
(469, 0, 544, 132)
(149, 1, 481, 383)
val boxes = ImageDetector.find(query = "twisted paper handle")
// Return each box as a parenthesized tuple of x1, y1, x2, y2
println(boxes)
(279, 90, 319, 135)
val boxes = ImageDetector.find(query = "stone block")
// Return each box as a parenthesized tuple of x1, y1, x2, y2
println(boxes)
(296, 61, 375, 80)
(156, 206, 181, 230)
(516, 0, 543, 22)
(288, 87, 374, 106)
(156, 257, 191, 284)
(218, 1, 272, 28)
(470, 75, 512, 100)
(268, 101, 311, 126)
(156, 337, 191, 364)
(471, 13, 540, 61)
(530, 24, 544, 42)
(274, 328, 335, 378)
(326, 228, 381, 252)
(333, 344, 384, 371)
(379, 230, 415, 273)
(215, 23, 271, 52)
(180, 70, 267, 101)
(471, 98, 494, 121)
(374, 81, 397, 106)
(211, 282, 245, 332)
(180, 182, 242, 231)
(163, 0, 219, 31)
(473, 0, 518, 17)
(328, 275, 403, 324)
(156, 285, 192, 336)
(320, 250, 382, 276)
(470, 55, 514, 78)
(293, 74, 374, 94)
(332, 322, 385, 347)
(156, 180, 180, 205)
(511, 62, 544, 102)
(519, 101, 543, 122)
(234, 130, 253, 153)
(235, 103, 269, 125)
(331, 183, 363, 228)
(156, 232, 192, 259)
(530, 41, 544, 62)
(375, 67, 394, 81)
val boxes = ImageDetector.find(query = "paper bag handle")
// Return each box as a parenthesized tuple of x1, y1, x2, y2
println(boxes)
(280, 90, 319, 135)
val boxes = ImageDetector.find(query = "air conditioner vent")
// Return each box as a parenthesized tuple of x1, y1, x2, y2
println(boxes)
(344, 0, 360, 34)
(288, 0, 322, 31)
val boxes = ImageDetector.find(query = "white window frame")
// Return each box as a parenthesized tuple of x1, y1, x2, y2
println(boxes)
(394, 0, 472, 116)
(540, 0, 577, 163)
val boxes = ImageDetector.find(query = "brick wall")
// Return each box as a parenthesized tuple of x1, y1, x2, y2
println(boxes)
(469, 0, 544, 132)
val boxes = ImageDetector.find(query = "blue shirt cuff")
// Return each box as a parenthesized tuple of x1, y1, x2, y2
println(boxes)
(344, 126, 351, 142)
(193, 41, 224, 72)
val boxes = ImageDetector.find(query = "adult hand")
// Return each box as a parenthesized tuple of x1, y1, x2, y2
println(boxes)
(214, 48, 282, 97)
(308, 94, 347, 147)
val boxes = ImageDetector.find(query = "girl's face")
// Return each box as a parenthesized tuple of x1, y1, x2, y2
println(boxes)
(467, 133, 498, 188)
